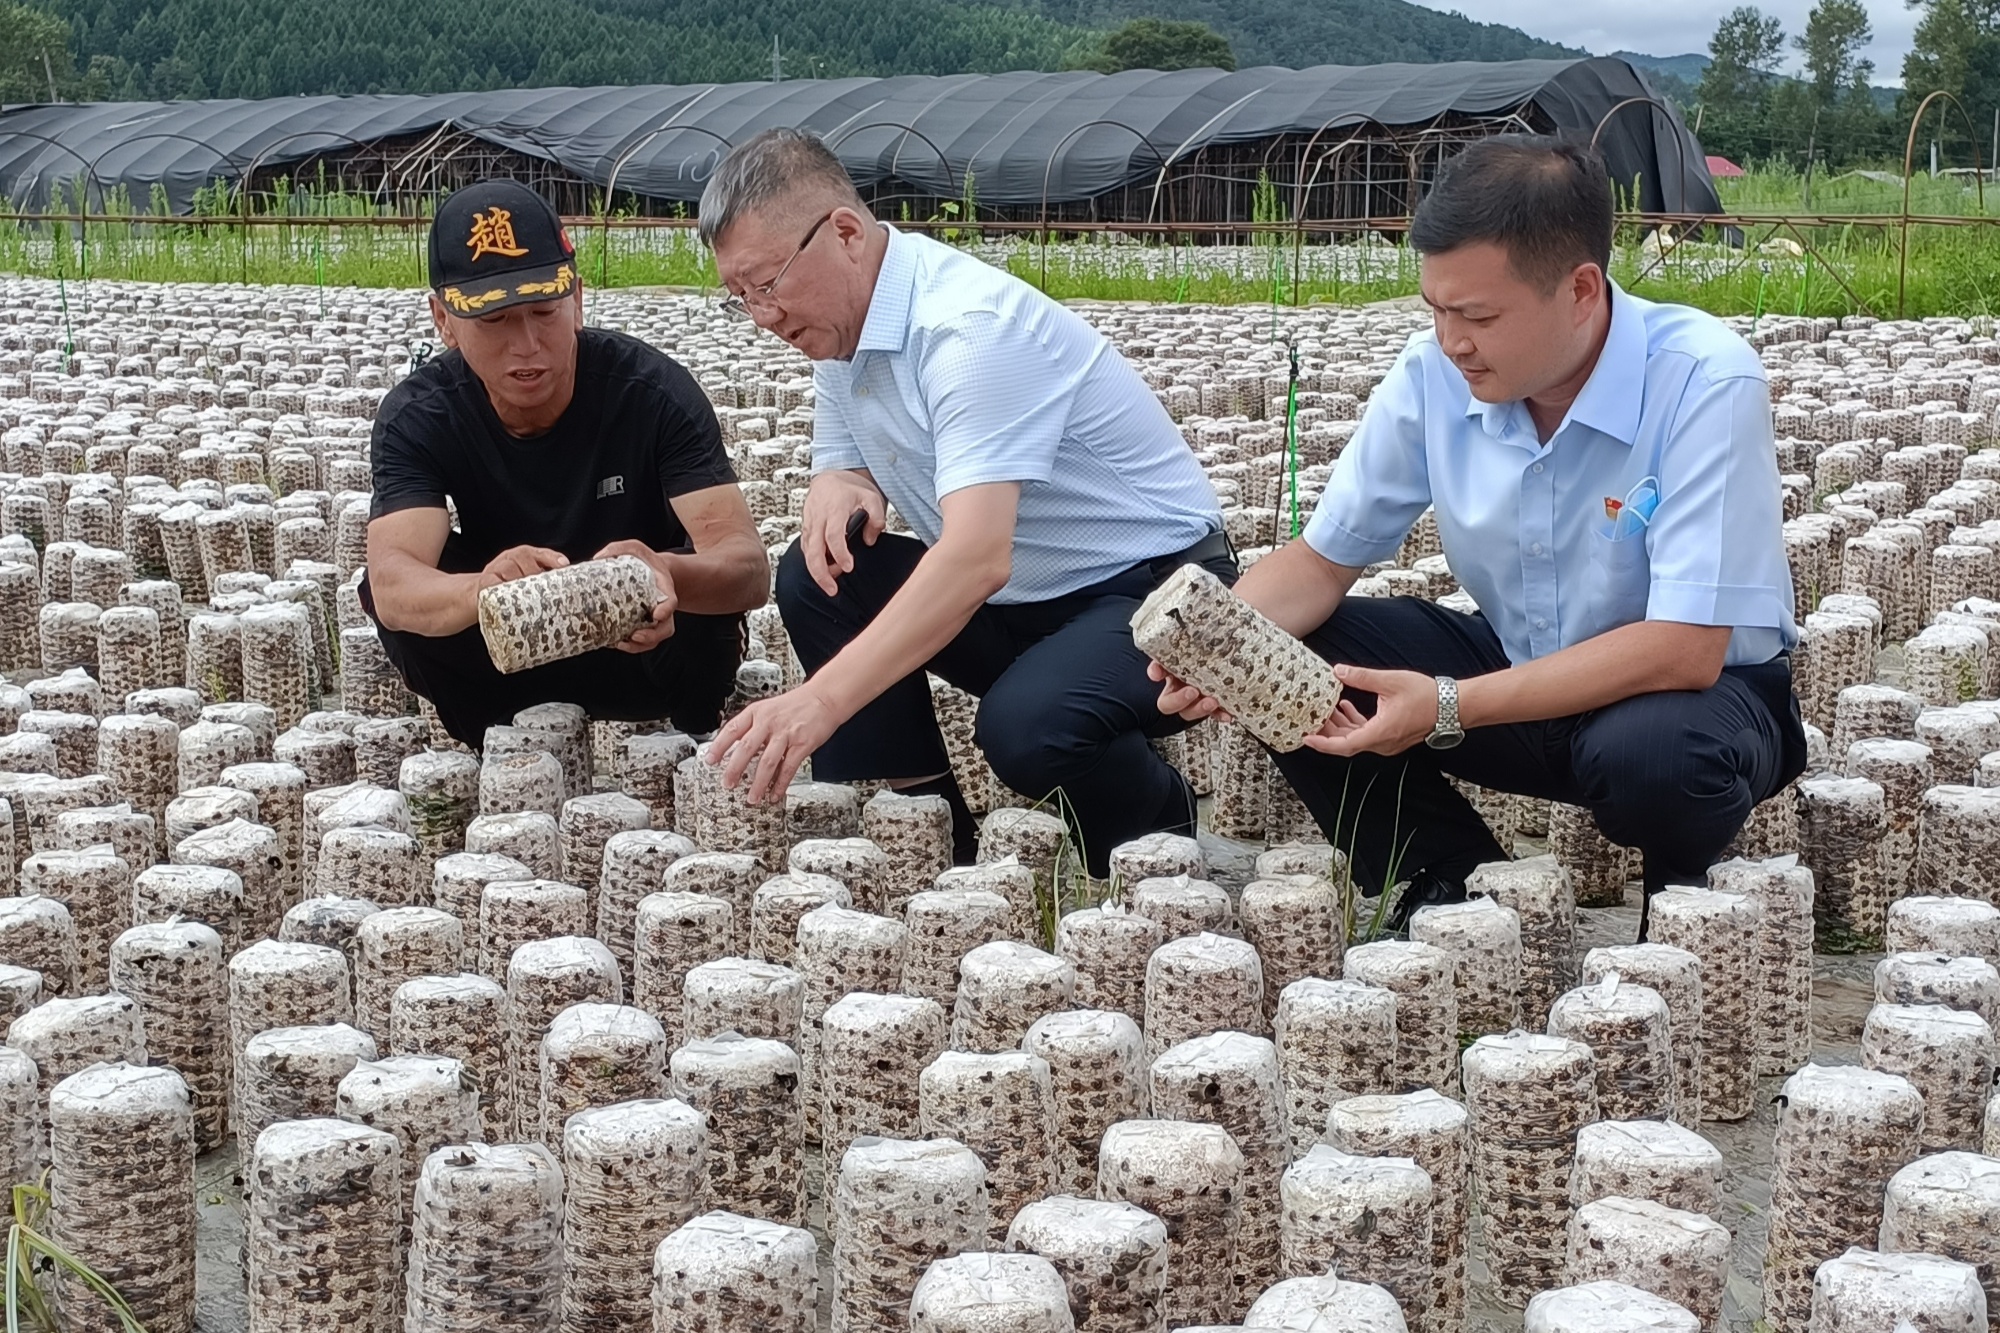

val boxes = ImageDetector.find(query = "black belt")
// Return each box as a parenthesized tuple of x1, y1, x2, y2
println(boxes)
(1147, 529, 1235, 581)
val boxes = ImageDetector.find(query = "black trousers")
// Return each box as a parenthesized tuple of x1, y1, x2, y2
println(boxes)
(1272, 595, 1809, 899)
(777, 532, 1236, 876)
(361, 572, 742, 750)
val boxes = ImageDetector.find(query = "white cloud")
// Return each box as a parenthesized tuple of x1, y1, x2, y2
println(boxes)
(1420, 0, 1918, 83)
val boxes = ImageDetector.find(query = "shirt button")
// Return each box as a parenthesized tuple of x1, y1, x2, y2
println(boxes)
(1529, 542, 1543, 555)
(1535, 617, 1548, 630)
(1532, 462, 1545, 474)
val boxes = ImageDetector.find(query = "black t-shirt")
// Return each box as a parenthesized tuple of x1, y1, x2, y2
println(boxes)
(369, 327, 736, 571)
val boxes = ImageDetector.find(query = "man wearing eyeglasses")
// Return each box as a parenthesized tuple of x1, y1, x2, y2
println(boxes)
(698, 127, 1231, 872)
(362, 180, 769, 748)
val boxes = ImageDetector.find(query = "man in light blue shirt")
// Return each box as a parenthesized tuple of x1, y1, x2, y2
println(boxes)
(698, 128, 1231, 870)
(1155, 136, 1807, 931)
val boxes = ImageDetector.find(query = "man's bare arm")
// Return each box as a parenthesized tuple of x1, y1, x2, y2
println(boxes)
(366, 508, 569, 637)
(661, 482, 771, 614)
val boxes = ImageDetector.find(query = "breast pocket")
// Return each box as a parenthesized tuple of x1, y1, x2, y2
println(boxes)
(1579, 526, 1652, 641)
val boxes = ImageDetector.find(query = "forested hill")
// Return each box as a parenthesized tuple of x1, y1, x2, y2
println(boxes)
(27, 0, 1585, 101)
(1022, 0, 1586, 70)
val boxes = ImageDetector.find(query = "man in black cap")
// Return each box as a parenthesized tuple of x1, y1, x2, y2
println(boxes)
(362, 180, 768, 747)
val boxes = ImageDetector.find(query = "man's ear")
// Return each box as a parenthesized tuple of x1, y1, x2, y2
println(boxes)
(570, 283, 585, 330)
(1570, 263, 1606, 322)
(428, 294, 459, 349)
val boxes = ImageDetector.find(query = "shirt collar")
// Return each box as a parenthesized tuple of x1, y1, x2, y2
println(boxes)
(853, 223, 915, 358)
(1460, 279, 1645, 447)
(1564, 281, 1646, 446)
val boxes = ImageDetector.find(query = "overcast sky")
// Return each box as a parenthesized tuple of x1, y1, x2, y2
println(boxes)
(1417, 0, 1919, 82)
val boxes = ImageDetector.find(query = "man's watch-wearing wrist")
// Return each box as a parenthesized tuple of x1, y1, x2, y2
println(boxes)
(1426, 675, 1465, 750)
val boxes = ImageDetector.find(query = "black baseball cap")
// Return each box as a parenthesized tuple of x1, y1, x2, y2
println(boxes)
(428, 180, 579, 317)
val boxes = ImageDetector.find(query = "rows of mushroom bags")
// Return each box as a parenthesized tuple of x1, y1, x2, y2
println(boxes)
(0, 276, 1997, 1331)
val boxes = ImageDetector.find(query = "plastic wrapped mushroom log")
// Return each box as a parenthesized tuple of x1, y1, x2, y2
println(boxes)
(1523, 1281, 1699, 1333)
(1241, 1273, 1412, 1333)
(1879, 1150, 2000, 1319)
(1460, 1032, 1599, 1307)
(1021, 1008, 1148, 1197)
(907, 888, 1020, 1009)
(669, 1032, 806, 1227)
(1324, 1089, 1471, 1333)
(109, 920, 229, 1152)
(907, 1251, 1076, 1333)
(538, 1003, 670, 1157)
(1143, 932, 1265, 1059)
(406, 1143, 566, 1333)
(1569, 1119, 1727, 1223)
(48, 1063, 198, 1333)
(1129, 563, 1341, 750)
(388, 973, 513, 1143)
(1278, 1145, 1434, 1320)
(246, 1117, 403, 1333)
(651, 1209, 820, 1333)
(1344, 939, 1458, 1095)
(1763, 1063, 1928, 1331)
(1860, 1003, 1997, 1153)
(919, 1049, 1059, 1242)
(1409, 896, 1524, 1036)
(1808, 1248, 1989, 1333)
(1562, 1195, 1731, 1329)
(831, 1135, 992, 1333)
(1148, 1031, 1289, 1311)
(0, 1045, 37, 1188)
(821, 991, 949, 1169)
(1886, 894, 2000, 964)
(1545, 975, 1675, 1123)
(1875, 952, 2000, 1032)
(561, 1098, 707, 1333)
(476, 558, 663, 673)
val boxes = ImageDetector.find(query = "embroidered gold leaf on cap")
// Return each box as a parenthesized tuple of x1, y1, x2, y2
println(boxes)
(442, 286, 510, 312)
(515, 265, 575, 297)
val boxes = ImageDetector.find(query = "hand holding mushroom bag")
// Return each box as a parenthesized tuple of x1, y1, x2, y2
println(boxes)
(1147, 135, 1806, 937)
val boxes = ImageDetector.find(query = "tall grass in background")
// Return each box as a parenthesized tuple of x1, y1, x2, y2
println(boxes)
(5, 165, 2000, 319)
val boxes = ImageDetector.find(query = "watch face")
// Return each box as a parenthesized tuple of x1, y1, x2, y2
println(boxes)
(1426, 729, 1465, 750)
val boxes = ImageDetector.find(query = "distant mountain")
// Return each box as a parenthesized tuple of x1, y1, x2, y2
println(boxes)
(29, 0, 1608, 103)
(1612, 50, 1709, 86)
(1611, 48, 1898, 113)
(1011, 0, 1588, 69)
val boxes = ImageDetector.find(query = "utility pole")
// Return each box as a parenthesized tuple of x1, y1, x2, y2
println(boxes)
(771, 35, 783, 82)
(1802, 104, 1820, 210)
(42, 52, 57, 103)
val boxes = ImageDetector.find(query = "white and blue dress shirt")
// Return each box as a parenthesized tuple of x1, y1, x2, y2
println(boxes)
(810, 227, 1222, 604)
(1303, 282, 1797, 668)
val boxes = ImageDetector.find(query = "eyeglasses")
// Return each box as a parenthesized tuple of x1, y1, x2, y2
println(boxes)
(720, 211, 833, 320)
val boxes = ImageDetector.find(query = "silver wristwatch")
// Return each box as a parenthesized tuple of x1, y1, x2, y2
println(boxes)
(1426, 675, 1465, 750)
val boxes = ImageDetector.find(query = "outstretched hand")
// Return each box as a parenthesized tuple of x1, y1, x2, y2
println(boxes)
(1299, 664, 1439, 757)
(705, 685, 846, 804)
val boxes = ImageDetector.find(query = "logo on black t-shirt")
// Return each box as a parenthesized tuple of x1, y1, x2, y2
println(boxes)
(597, 475, 626, 498)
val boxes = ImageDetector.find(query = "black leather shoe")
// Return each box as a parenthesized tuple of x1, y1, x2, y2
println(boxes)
(1384, 869, 1469, 935)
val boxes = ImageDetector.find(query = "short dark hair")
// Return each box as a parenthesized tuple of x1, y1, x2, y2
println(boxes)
(1409, 135, 1613, 292)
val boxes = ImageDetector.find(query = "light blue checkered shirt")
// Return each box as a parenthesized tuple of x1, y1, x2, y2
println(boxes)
(810, 227, 1222, 604)
(1304, 282, 1797, 668)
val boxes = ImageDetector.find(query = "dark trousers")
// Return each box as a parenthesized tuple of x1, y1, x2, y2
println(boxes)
(777, 532, 1236, 876)
(1272, 595, 1809, 899)
(361, 573, 742, 749)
